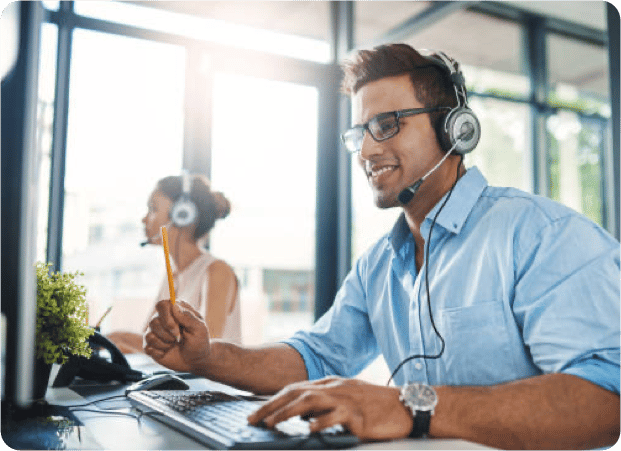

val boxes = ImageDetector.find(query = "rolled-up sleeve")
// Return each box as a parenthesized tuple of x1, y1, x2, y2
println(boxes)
(513, 214, 620, 394)
(281, 258, 380, 380)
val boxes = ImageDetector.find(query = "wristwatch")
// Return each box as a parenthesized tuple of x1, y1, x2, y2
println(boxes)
(399, 382, 438, 438)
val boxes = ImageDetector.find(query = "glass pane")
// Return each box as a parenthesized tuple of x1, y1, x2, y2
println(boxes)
(36, 23, 58, 262)
(354, 1, 431, 46)
(547, 34, 609, 115)
(547, 111, 604, 225)
(41, 1, 60, 11)
(371, 9, 528, 98)
(62, 29, 185, 334)
(466, 96, 532, 192)
(356, 6, 530, 98)
(210, 73, 318, 345)
(74, 1, 330, 63)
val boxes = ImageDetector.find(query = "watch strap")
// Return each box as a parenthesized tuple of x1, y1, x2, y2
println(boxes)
(409, 410, 431, 438)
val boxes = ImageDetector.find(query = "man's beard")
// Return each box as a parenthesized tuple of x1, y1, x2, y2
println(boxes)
(372, 188, 401, 209)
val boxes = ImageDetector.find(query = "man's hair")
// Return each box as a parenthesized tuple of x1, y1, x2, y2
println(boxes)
(341, 43, 458, 143)
(157, 174, 231, 241)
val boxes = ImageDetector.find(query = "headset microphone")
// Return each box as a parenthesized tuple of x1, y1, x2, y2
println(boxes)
(397, 123, 475, 205)
(139, 222, 172, 247)
(398, 144, 456, 205)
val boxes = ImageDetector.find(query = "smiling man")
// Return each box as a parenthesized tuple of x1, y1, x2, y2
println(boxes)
(144, 44, 620, 449)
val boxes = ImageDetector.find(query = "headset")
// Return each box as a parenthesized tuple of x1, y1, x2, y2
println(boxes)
(169, 170, 198, 228)
(421, 51, 480, 155)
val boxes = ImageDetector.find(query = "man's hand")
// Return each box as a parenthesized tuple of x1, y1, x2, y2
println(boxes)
(247, 377, 413, 441)
(143, 299, 212, 374)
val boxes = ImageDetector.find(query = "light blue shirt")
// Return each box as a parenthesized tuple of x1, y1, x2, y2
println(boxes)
(283, 167, 620, 392)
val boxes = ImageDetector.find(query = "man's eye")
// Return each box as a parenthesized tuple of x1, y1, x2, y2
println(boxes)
(372, 116, 397, 135)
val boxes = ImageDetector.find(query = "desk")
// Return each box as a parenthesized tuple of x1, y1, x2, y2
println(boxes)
(3, 358, 494, 450)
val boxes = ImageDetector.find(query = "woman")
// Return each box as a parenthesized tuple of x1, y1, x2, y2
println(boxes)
(107, 174, 241, 353)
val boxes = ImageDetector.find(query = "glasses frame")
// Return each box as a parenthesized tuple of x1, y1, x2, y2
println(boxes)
(341, 106, 449, 154)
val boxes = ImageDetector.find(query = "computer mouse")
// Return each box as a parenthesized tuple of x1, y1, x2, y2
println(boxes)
(125, 374, 190, 394)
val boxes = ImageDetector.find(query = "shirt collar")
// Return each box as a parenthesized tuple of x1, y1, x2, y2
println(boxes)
(388, 166, 488, 249)
(424, 166, 488, 235)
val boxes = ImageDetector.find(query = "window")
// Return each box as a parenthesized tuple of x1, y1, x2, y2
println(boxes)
(466, 97, 532, 191)
(74, 1, 330, 63)
(547, 111, 605, 224)
(210, 73, 319, 344)
(61, 29, 185, 334)
(35, 23, 58, 262)
(546, 34, 609, 225)
(547, 34, 609, 115)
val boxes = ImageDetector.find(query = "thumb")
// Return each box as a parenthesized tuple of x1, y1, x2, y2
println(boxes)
(170, 302, 204, 335)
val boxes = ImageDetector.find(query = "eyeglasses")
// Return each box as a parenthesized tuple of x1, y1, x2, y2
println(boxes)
(341, 107, 448, 154)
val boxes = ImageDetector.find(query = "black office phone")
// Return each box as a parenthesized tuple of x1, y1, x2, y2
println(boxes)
(53, 331, 144, 386)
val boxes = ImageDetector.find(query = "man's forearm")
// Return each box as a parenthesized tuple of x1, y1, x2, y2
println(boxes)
(194, 341, 309, 395)
(430, 373, 620, 449)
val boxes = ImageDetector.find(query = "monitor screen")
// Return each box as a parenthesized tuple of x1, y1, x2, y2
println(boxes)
(1, 1, 43, 409)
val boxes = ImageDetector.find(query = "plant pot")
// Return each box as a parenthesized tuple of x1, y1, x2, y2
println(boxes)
(32, 358, 52, 400)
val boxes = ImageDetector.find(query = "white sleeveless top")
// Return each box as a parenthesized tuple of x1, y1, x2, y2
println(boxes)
(156, 250, 242, 344)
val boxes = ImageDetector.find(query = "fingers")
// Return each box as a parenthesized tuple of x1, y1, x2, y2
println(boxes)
(176, 299, 204, 320)
(247, 378, 347, 428)
(154, 299, 181, 341)
(309, 405, 362, 435)
(249, 388, 362, 437)
(260, 390, 333, 428)
(171, 300, 206, 335)
(247, 380, 310, 425)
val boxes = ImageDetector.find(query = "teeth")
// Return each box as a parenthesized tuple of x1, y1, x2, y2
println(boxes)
(369, 166, 396, 178)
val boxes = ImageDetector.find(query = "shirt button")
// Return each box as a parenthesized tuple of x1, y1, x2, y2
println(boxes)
(414, 362, 423, 370)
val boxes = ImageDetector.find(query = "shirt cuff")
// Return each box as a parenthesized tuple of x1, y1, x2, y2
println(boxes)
(561, 354, 620, 394)
(280, 337, 324, 381)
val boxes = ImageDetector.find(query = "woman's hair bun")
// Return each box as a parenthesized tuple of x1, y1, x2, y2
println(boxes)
(212, 191, 231, 220)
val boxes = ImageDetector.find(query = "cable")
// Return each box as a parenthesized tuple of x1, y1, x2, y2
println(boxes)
(64, 394, 128, 408)
(387, 155, 463, 386)
(69, 408, 141, 419)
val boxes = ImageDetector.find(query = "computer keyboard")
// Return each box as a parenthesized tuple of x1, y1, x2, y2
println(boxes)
(127, 390, 360, 449)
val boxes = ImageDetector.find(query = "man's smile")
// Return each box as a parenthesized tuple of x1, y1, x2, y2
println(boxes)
(365, 161, 399, 184)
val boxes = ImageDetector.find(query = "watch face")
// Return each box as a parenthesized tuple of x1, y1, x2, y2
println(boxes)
(403, 383, 438, 411)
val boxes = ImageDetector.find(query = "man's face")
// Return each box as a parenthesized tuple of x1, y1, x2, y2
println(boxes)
(352, 74, 444, 208)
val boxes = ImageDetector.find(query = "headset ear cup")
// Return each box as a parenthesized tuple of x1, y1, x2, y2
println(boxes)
(443, 107, 480, 155)
(169, 198, 198, 228)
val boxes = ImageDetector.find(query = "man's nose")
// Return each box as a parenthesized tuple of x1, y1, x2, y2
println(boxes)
(359, 132, 384, 161)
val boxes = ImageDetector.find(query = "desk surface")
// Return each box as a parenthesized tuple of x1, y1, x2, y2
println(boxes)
(4, 357, 494, 450)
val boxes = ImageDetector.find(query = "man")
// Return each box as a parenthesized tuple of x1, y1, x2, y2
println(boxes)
(144, 44, 620, 449)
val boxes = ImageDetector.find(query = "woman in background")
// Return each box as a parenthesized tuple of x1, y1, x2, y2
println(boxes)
(107, 174, 241, 353)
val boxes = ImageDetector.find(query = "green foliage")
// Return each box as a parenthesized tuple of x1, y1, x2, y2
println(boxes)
(35, 262, 95, 365)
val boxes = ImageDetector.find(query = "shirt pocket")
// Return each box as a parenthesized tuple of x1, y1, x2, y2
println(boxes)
(439, 300, 518, 386)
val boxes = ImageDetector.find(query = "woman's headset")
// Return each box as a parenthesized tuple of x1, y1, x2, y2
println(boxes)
(169, 170, 198, 228)
(422, 51, 480, 155)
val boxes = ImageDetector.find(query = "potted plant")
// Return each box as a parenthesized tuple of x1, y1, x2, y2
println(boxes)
(34, 262, 95, 398)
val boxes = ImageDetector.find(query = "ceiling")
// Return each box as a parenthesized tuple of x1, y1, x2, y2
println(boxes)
(127, 1, 607, 40)
(123, 1, 609, 97)
(505, 1, 606, 29)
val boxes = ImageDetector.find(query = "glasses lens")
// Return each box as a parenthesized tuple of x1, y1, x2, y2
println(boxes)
(342, 128, 364, 153)
(368, 114, 398, 141)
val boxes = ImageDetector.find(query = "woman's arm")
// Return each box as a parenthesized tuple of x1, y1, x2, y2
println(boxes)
(106, 331, 144, 354)
(204, 260, 238, 338)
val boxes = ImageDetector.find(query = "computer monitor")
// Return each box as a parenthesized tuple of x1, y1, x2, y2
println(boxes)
(1, 1, 43, 409)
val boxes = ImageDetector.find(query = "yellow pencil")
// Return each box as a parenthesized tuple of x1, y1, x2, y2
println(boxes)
(161, 226, 176, 305)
